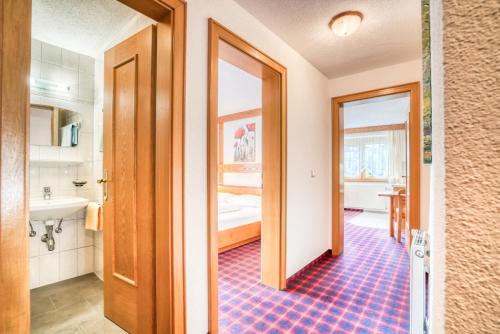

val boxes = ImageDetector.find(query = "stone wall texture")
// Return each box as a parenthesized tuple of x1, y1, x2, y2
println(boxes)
(443, 0, 500, 332)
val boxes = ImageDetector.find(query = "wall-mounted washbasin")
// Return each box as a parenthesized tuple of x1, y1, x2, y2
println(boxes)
(30, 197, 89, 221)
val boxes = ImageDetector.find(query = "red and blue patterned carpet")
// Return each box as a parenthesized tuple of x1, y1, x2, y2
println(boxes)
(218, 210, 410, 333)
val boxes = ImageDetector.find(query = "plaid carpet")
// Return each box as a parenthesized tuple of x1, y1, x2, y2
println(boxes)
(218, 210, 410, 333)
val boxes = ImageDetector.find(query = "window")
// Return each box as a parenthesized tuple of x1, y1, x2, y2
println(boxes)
(344, 132, 389, 181)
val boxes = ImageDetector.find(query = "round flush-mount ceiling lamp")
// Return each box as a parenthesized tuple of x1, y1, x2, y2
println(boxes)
(329, 11, 363, 37)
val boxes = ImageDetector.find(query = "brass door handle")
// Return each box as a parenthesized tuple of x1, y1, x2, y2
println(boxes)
(98, 170, 108, 201)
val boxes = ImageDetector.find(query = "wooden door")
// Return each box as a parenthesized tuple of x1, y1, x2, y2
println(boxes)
(103, 25, 156, 334)
(0, 1, 31, 332)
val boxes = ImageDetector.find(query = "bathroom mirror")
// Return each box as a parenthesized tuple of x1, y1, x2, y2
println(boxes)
(30, 104, 82, 147)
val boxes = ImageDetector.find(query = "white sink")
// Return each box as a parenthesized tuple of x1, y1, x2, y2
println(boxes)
(30, 197, 89, 221)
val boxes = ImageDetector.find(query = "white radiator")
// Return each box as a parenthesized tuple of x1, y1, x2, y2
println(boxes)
(344, 182, 388, 211)
(410, 230, 429, 334)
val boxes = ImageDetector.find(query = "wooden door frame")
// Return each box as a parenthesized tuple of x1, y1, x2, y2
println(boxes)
(207, 19, 287, 334)
(331, 82, 421, 256)
(0, 0, 186, 333)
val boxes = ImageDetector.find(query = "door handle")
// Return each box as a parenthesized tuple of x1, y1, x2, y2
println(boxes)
(97, 170, 108, 201)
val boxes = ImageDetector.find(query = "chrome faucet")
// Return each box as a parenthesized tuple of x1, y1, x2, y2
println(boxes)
(43, 186, 52, 200)
(41, 220, 56, 251)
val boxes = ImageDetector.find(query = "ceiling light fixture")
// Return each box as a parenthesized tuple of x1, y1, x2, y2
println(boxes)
(329, 11, 363, 37)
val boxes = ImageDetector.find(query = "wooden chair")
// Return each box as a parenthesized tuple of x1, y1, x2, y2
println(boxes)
(396, 189, 406, 243)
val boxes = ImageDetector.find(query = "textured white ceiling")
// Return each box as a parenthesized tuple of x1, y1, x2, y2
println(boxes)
(32, 0, 141, 58)
(234, 0, 422, 78)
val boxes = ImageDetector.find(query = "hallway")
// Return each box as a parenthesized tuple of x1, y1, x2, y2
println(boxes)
(218, 213, 410, 333)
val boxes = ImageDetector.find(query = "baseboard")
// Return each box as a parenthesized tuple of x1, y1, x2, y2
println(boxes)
(94, 271, 104, 281)
(286, 249, 332, 286)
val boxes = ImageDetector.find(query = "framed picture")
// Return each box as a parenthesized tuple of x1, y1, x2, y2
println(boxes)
(222, 116, 262, 164)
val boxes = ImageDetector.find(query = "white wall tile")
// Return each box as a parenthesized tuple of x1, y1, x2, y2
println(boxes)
(59, 147, 79, 162)
(42, 43, 61, 65)
(94, 248, 103, 281)
(30, 257, 40, 289)
(79, 55, 94, 74)
(30, 94, 42, 105)
(62, 49, 79, 70)
(77, 220, 94, 248)
(94, 231, 103, 250)
(31, 59, 42, 79)
(39, 146, 60, 161)
(81, 109, 94, 134)
(59, 220, 77, 251)
(76, 188, 91, 202)
(58, 188, 77, 197)
(31, 39, 42, 61)
(60, 68, 79, 85)
(77, 246, 94, 275)
(30, 145, 40, 160)
(78, 132, 93, 162)
(29, 166, 40, 198)
(58, 167, 77, 191)
(77, 162, 92, 182)
(78, 74, 95, 102)
(59, 250, 78, 280)
(41, 62, 61, 82)
(29, 223, 41, 257)
(39, 253, 59, 286)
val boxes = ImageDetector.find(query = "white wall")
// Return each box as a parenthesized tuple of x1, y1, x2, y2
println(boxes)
(328, 59, 423, 97)
(428, 0, 445, 331)
(185, 0, 330, 332)
(328, 59, 431, 230)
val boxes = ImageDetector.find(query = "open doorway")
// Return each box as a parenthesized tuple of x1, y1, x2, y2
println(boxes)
(331, 83, 421, 255)
(0, 0, 185, 332)
(207, 20, 287, 334)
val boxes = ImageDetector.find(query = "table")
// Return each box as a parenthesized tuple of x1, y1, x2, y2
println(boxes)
(378, 191, 400, 237)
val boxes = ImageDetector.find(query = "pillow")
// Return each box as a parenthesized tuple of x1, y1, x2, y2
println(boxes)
(226, 194, 261, 208)
(218, 192, 233, 204)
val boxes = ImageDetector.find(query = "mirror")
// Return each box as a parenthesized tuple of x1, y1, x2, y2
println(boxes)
(30, 104, 82, 147)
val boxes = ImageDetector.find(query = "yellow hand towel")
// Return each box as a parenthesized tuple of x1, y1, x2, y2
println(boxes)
(85, 202, 103, 231)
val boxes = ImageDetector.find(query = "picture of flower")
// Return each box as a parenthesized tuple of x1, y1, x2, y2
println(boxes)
(233, 122, 256, 162)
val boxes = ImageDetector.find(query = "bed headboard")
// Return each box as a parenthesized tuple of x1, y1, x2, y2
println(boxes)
(218, 108, 262, 196)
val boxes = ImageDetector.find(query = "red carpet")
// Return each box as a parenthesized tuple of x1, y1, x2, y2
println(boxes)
(218, 209, 409, 333)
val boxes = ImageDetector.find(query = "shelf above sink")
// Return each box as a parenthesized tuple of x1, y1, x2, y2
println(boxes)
(30, 197, 89, 221)
(30, 159, 84, 167)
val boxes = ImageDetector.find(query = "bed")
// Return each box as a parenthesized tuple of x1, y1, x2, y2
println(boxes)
(218, 189, 261, 253)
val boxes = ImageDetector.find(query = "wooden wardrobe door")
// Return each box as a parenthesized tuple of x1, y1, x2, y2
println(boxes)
(103, 25, 156, 334)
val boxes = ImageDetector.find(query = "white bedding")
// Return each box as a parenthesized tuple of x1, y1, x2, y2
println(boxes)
(218, 192, 261, 231)
(218, 207, 261, 231)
